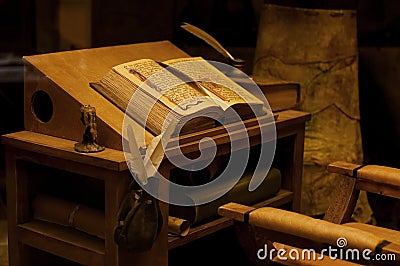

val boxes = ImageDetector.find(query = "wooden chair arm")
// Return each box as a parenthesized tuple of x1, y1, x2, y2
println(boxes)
(327, 161, 361, 177)
(328, 161, 400, 199)
(219, 203, 386, 253)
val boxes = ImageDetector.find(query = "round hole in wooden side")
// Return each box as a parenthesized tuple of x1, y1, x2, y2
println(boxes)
(31, 90, 53, 123)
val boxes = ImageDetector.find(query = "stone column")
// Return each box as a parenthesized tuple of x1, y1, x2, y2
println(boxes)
(253, 3, 372, 222)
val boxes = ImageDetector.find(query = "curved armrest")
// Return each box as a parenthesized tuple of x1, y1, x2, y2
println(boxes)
(219, 202, 386, 253)
(328, 161, 400, 199)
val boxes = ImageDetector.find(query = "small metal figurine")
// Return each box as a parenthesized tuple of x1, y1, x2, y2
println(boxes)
(74, 105, 105, 153)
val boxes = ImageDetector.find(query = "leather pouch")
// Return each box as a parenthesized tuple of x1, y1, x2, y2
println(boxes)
(114, 184, 162, 252)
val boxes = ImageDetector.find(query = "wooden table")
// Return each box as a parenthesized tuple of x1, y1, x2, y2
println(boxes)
(2, 109, 309, 266)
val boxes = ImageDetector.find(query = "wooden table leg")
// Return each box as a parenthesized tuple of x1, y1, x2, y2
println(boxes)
(6, 149, 31, 266)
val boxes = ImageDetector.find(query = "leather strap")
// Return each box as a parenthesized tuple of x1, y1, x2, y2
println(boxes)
(352, 164, 367, 178)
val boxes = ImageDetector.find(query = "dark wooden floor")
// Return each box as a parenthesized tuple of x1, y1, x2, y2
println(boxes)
(169, 227, 253, 266)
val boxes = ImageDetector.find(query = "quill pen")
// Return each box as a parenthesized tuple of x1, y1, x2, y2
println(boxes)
(180, 22, 245, 70)
(181, 22, 235, 61)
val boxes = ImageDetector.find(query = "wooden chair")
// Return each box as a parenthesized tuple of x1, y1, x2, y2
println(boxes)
(219, 161, 400, 265)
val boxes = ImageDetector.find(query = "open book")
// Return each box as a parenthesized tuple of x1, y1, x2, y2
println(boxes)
(90, 57, 267, 136)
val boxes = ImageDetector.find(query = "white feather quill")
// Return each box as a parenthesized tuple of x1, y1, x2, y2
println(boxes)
(181, 22, 235, 61)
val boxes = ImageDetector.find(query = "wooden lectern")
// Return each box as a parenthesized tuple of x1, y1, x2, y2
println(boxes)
(2, 41, 310, 265)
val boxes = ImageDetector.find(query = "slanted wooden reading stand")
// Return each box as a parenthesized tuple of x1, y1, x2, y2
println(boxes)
(2, 41, 310, 265)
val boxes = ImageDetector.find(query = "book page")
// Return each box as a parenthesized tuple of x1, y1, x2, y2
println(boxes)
(163, 57, 264, 110)
(112, 59, 220, 116)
